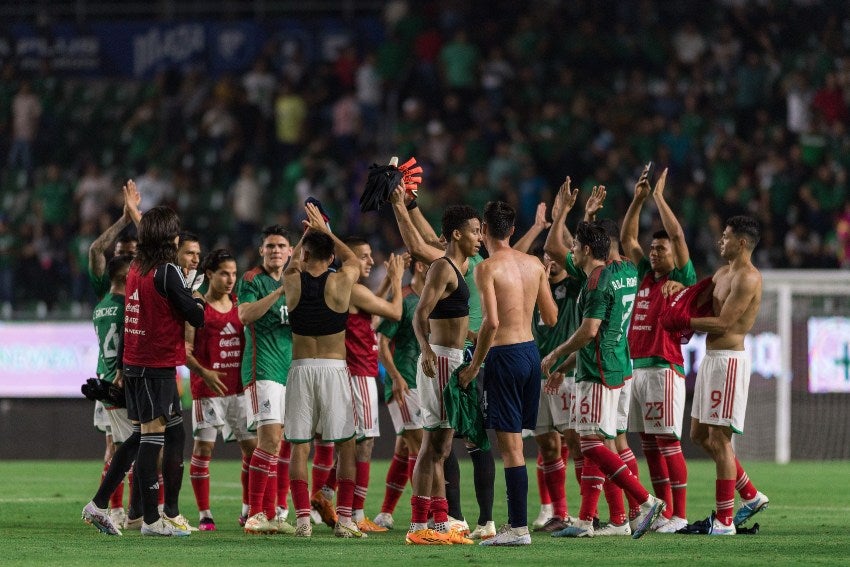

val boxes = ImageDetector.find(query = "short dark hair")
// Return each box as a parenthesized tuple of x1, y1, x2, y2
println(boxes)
(343, 236, 369, 250)
(303, 231, 335, 261)
(595, 218, 620, 243)
(261, 224, 290, 244)
(107, 254, 133, 284)
(178, 231, 200, 246)
(726, 215, 761, 249)
(652, 229, 670, 240)
(116, 234, 138, 245)
(575, 221, 610, 261)
(483, 201, 516, 240)
(442, 205, 480, 240)
(202, 248, 236, 274)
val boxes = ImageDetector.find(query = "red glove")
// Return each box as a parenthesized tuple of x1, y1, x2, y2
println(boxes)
(398, 157, 423, 196)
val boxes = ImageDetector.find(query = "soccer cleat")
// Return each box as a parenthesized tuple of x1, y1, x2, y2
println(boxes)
(164, 514, 198, 532)
(535, 517, 572, 533)
(295, 519, 313, 537)
(446, 516, 470, 535)
(405, 529, 452, 545)
(123, 515, 143, 530)
(275, 506, 290, 522)
(631, 495, 665, 539)
(238, 514, 248, 527)
(198, 517, 216, 531)
(656, 516, 688, 533)
(595, 521, 632, 536)
(243, 512, 274, 535)
(734, 491, 769, 527)
(141, 517, 190, 537)
(309, 509, 323, 525)
(444, 528, 474, 544)
(468, 521, 497, 540)
(357, 517, 389, 532)
(532, 504, 554, 530)
(552, 519, 594, 538)
(709, 511, 736, 535)
(82, 501, 122, 535)
(108, 507, 127, 529)
(334, 518, 367, 538)
(650, 515, 671, 532)
(273, 516, 296, 535)
(311, 492, 338, 528)
(373, 512, 395, 529)
(479, 525, 531, 546)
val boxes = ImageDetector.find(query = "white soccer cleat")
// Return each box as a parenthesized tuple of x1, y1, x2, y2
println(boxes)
(632, 495, 665, 539)
(734, 491, 769, 527)
(655, 516, 688, 533)
(595, 521, 632, 536)
(141, 517, 191, 537)
(468, 520, 497, 540)
(295, 518, 313, 537)
(709, 512, 736, 536)
(478, 524, 531, 546)
(82, 501, 122, 535)
(447, 516, 469, 535)
(650, 515, 670, 532)
(108, 507, 127, 529)
(243, 512, 273, 534)
(373, 512, 395, 530)
(334, 517, 367, 538)
(275, 506, 290, 522)
(532, 504, 554, 530)
(164, 513, 198, 532)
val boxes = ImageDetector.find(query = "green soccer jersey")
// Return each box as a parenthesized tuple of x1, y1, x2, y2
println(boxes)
(533, 275, 583, 378)
(238, 266, 292, 386)
(377, 290, 421, 403)
(88, 267, 110, 300)
(92, 293, 124, 407)
(465, 254, 484, 334)
(576, 260, 638, 388)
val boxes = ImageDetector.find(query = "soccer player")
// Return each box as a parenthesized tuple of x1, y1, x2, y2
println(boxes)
(390, 186, 495, 539)
(542, 221, 665, 540)
(341, 236, 404, 532)
(81, 254, 137, 534)
(621, 166, 696, 533)
(662, 216, 769, 535)
(185, 249, 257, 531)
(373, 257, 427, 529)
(238, 225, 295, 534)
(122, 206, 205, 536)
(457, 201, 557, 546)
(405, 204, 480, 546)
(177, 232, 203, 291)
(283, 202, 364, 538)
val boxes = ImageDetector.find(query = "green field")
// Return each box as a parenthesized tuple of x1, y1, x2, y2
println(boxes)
(1, 459, 848, 566)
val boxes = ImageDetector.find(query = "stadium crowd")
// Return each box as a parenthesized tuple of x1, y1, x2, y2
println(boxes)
(2, 0, 850, 318)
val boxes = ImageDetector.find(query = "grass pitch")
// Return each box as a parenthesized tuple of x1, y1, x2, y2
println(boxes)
(1, 459, 848, 566)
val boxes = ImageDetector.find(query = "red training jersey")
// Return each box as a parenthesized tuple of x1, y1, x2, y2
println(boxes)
(346, 310, 378, 377)
(190, 296, 245, 399)
(627, 270, 686, 367)
(123, 263, 186, 368)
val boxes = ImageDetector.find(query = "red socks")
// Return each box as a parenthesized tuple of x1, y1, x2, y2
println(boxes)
(542, 458, 567, 519)
(247, 448, 275, 516)
(278, 441, 291, 511)
(716, 479, 735, 525)
(189, 454, 211, 512)
(581, 439, 649, 505)
(735, 457, 757, 500)
(311, 442, 334, 495)
(407, 453, 417, 480)
(618, 447, 642, 519)
(381, 453, 409, 514)
(658, 437, 687, 519)
(291, 478, 311, 519)
(537, 452, 552, 505)
(602, 479, 627, 525)
(353, 460, 370, 511)
(411, 495, 430, 524)
(578, 459, 605, 522)
(430, 496, 449, 525)
(641, 434, 673, 519)
(337, 478, 355, 520)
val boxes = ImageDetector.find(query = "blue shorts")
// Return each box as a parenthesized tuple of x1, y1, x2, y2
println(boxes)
(482, 341, 541, 433)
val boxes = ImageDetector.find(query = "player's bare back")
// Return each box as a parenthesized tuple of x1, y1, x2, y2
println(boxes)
(482, 249, 547, 346)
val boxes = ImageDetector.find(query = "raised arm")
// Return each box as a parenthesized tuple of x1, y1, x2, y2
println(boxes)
(88, 215, 131, 279)
(123, 179, 142, 228)
(544, 177, 578, 268)
(690, 269, 760, 335)
(621, 166, 652, 265)
(390, 185, 444, 263)
(512, 202, 551, 253)
(652, 168, 690, 269)
(536, 260, 558, 326)
(583, 185, 606, 222)
(350, 253, 404, 320)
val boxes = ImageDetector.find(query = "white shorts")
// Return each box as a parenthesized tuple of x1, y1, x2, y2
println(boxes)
(692, 350, 751, 434)
(245, 379, 286, 430)
(93, 401, 110, 433)
(574, 380, 620, 439)
(351, 375, 380, 439)
(284, 359, 357, 443)
(535, 379, 570, 435)
(387, 388, 424, 434)
(416, 345, 464, 430)
(193, 394, 256, 443)
(106, 408, 133, 444)
(565, 375, 578, 430)
(616, 379, 633, 434)
(629, 367, 686, 439)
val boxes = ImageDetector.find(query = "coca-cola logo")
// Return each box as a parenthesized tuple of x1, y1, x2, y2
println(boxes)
(219, 337, 241, 348)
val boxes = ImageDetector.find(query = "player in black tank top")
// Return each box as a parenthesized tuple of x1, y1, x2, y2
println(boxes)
(428, 257, 470, 320)
(290, 271, 348, 336)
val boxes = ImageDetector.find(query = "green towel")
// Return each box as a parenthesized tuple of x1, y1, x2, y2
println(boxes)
(443, 362, 490, 451)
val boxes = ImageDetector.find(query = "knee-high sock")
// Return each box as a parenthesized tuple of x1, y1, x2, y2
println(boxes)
(618, 447, 642, 519)
(716, 479, 736, 526)
(353, 460, 371, 513)
(190, 453, 212, 513)
(407, 453, 417, 481)
(137, 432, 165, 524)
(337, 478, 355, 521)
(536, 451, 551, 506)
(542, 458, 567, 519)
(466, 445, 495, 525)
(581, 439, 648, 505)
(128, 466, 142, 520)
(578, 459, 605, 522)
(291, 478, 311, 519)
(263, 455, 279, 520)
(247, 448, 275, 516)
(277, 441, 291, 511)
(641, 434, 672, 519)
(504, 465, 529, 529)
(162, 416, 185, 518)
(734, 457, 757, 500)
(657, 437, 687, 519)
(602, 478, 627, 525)
(381, 452, 410, 514)
(311, 442, 334, 495)
(443, 449, 463, 521)
(93, 429, 140, 509)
